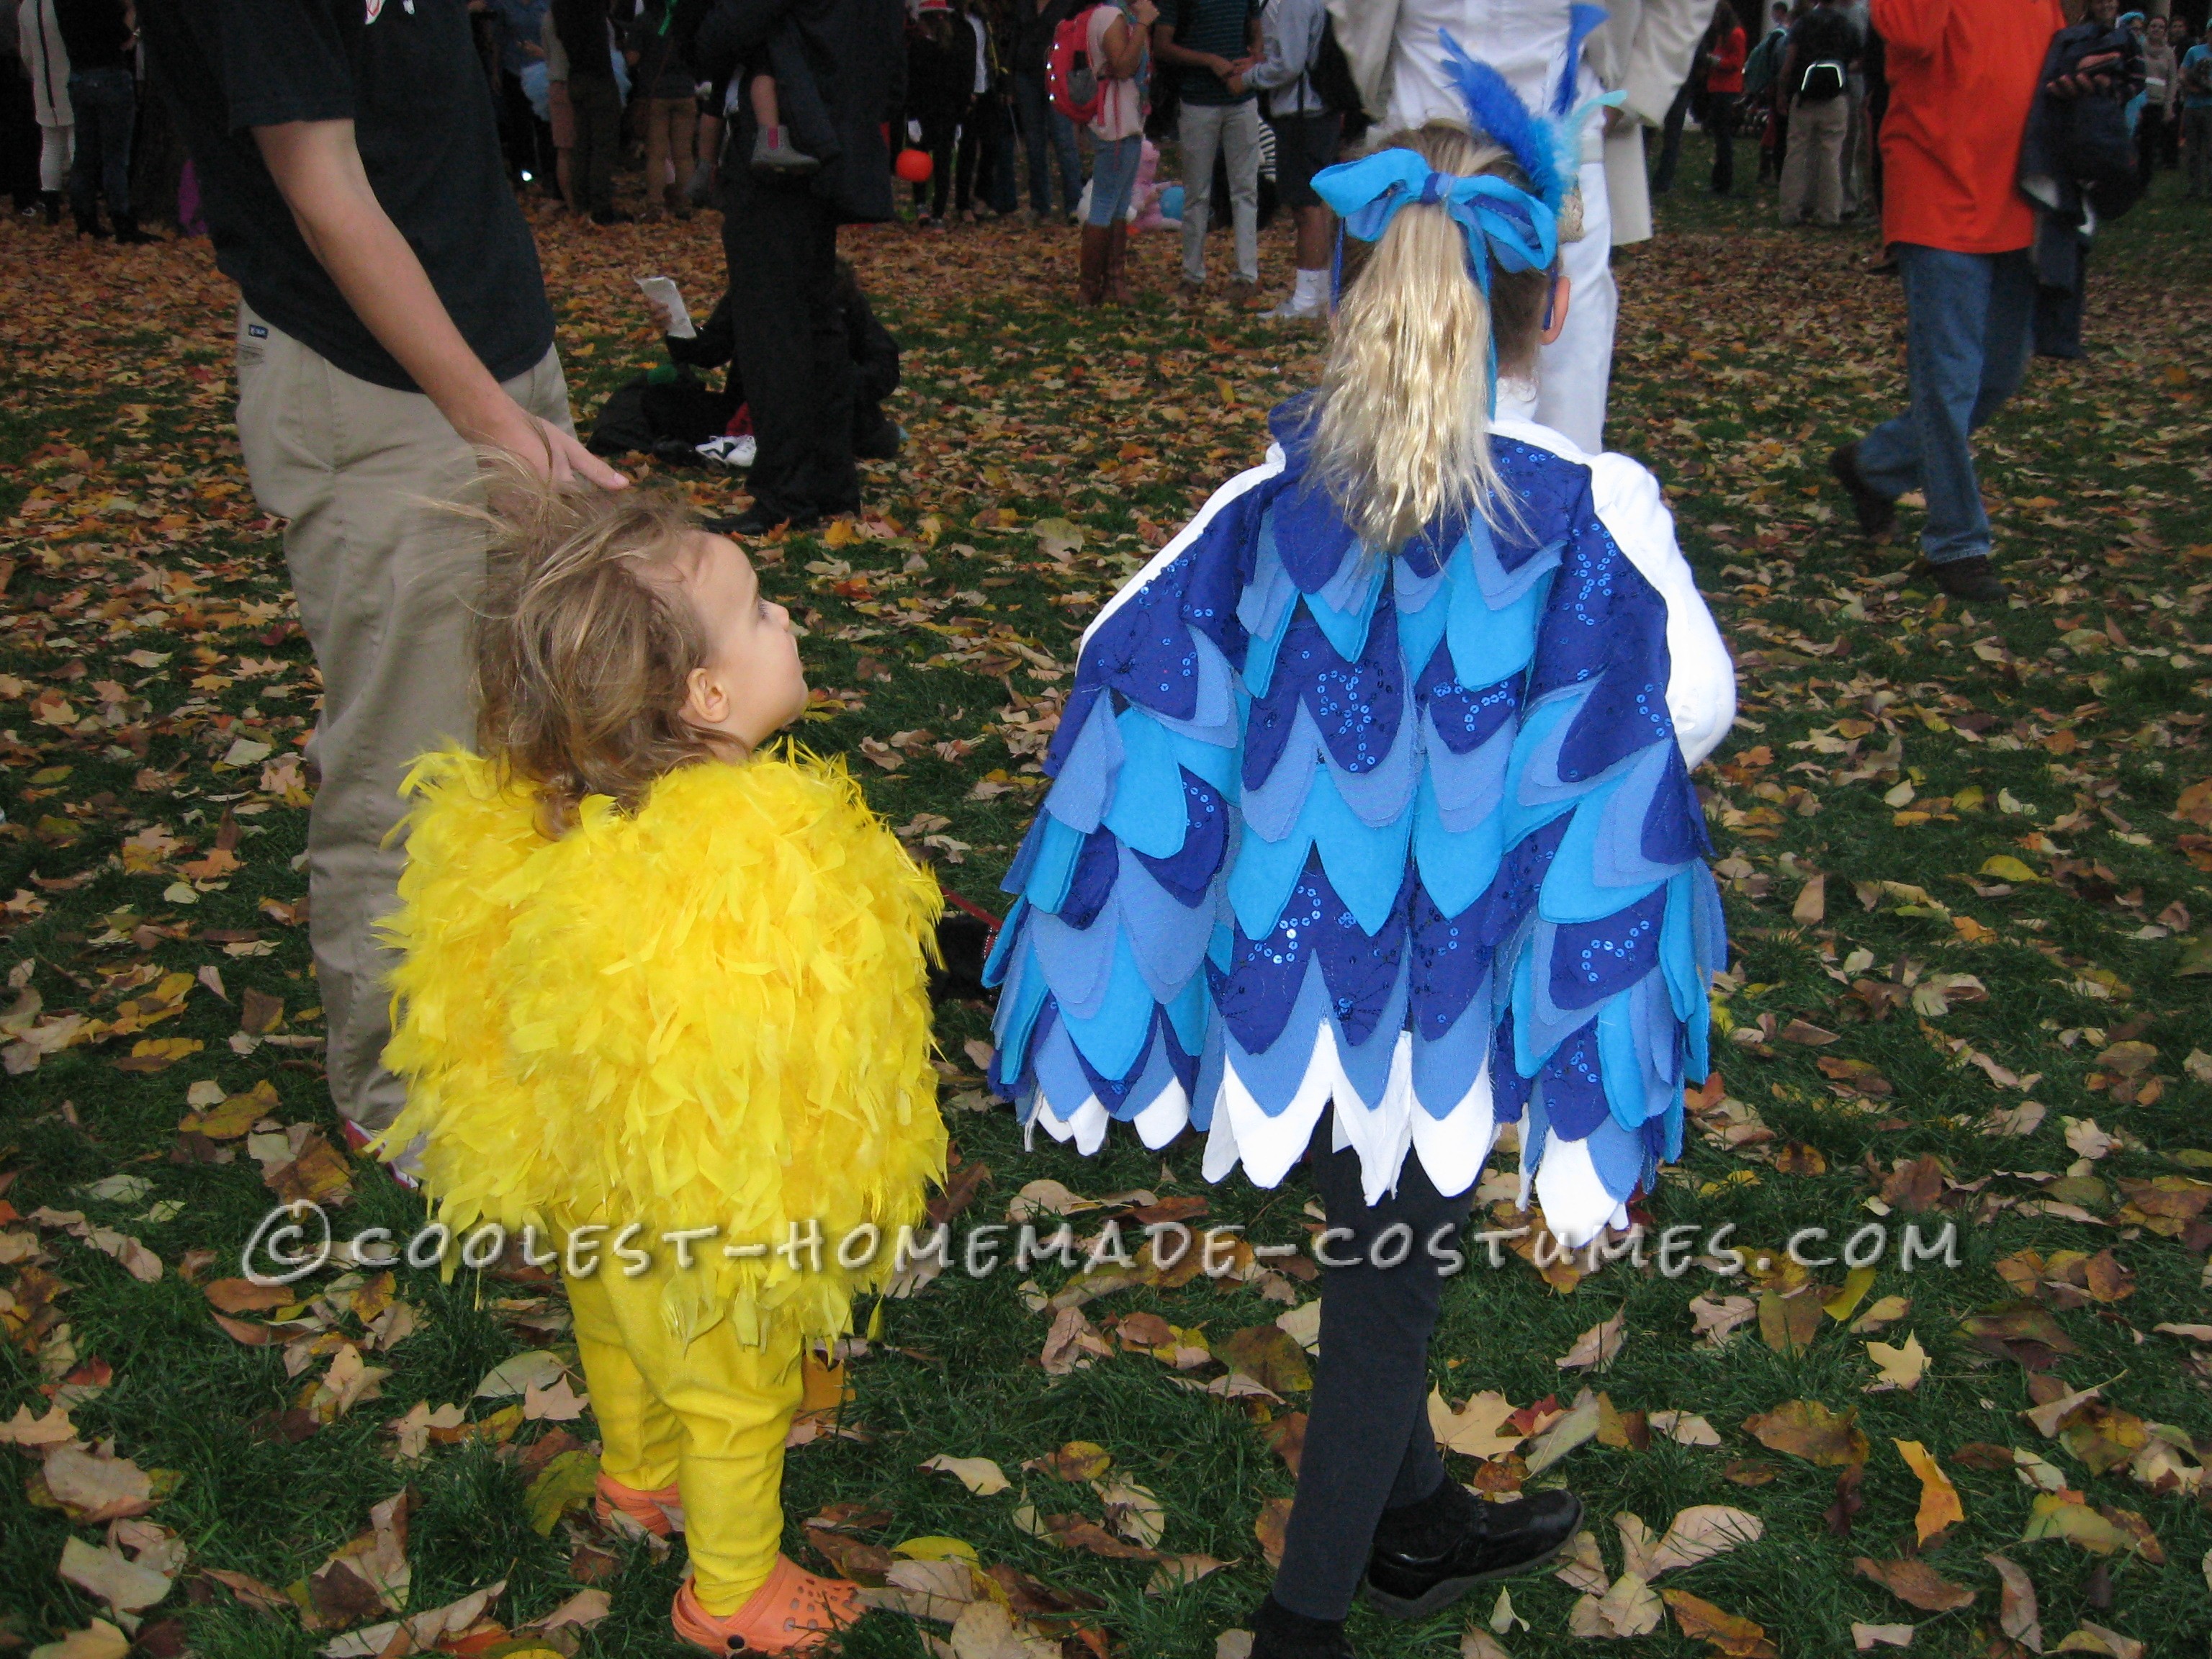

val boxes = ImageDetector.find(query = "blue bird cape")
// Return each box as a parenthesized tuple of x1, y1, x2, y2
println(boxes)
(984, 402, 1725, 1244)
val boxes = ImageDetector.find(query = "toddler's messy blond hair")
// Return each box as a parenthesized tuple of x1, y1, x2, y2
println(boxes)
(465, 467, 721, 829)
(1308, 122, 1581, 552)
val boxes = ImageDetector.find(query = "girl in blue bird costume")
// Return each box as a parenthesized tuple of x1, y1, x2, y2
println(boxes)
(983, 44, 1735, 1659)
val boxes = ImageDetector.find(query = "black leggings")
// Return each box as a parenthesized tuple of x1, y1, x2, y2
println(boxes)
(1272, 1118, 1478, 1621)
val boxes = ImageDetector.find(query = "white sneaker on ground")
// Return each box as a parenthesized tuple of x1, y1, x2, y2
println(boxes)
(696, 434, 757, 468)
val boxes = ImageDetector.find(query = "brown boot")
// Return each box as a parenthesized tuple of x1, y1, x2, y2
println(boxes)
(1076, 224, 1110, 306)
(1104, 222, 1135, 305)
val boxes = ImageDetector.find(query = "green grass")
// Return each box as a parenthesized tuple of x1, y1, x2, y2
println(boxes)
(1, 135, 2210, 1657)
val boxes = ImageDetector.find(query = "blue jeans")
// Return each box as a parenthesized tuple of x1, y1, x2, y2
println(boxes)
(68, 66, 134, 222)
(1014, 70, 1082, 218)
(1085, 133, 1141, 228)
(1853, 243, 2036, 566)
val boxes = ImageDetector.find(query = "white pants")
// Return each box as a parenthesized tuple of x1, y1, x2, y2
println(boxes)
(40, 125, 73, 193)
(1179, 99, 1262, 284)
(1535, 156, 1616, 455)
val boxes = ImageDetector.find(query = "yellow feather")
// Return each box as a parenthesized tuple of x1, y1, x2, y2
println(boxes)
(377, 747, 948, 1346)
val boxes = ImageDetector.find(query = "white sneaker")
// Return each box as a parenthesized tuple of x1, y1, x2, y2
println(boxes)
(696, 434, 757, 468)
(1264, 292, 1326, 320)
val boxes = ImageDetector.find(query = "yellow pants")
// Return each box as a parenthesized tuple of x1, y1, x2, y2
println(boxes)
(564, 1262, 804, 1614)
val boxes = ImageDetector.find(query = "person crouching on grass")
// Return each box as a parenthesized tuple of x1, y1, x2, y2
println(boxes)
(980, 41, 1736, 1659)
(371, 472, 947, 1655)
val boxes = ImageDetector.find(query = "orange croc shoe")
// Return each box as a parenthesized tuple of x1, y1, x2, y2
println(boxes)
(593, 1473, 684, 1538)
(670, 1557, 862, 1654)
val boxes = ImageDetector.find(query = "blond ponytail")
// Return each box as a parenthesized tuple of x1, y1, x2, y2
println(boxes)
(1307, 122, 1572, 554)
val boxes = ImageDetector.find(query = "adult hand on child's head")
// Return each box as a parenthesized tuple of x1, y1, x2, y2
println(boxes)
(467, 395, 629, 490)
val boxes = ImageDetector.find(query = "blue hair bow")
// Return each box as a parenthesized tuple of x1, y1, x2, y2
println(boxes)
(1311, 148, 1558, 295)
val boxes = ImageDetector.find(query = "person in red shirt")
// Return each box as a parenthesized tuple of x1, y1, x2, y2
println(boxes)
(1826, 0, 2069, 602)
(1704, 3, 1748, 194)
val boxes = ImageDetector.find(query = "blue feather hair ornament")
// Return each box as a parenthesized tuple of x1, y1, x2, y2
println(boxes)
(1436, 22, 1622, 213)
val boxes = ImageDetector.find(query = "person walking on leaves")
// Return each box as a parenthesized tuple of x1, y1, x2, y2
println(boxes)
(1076, 0, 1156, 305)
(1827, 0, 2069, 601)
(134, 0, 626, 1161)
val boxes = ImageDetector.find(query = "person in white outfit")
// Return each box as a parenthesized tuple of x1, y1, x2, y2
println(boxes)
(1327, 0, 1707, 454)
(17, 0, 69, 225)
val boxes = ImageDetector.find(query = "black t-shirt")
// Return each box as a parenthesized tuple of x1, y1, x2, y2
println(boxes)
(136, 0, 554, 394)
(54, 0, 132, 71)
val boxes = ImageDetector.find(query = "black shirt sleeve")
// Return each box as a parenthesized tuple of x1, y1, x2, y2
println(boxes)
(669, 293, 734, 369)
(217, 0, 359, 129)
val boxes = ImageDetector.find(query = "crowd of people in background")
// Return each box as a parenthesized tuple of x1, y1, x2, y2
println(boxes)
(11, 0, 2211, 256)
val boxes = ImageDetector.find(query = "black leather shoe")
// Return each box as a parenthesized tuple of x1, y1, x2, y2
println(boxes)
(1827, 442, 1897, 539)
(1920, 557, 2007, 602)
(1364, 1488, 1584, 1619)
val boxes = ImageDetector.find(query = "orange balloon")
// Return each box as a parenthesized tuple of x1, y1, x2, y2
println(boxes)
(894, 148, 933, 184)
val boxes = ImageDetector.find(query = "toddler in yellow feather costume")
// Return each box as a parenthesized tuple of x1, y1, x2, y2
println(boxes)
(372, 477, 946, 1653)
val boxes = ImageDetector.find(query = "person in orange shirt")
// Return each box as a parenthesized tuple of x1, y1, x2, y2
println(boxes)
(1826, 0, 2071, 602)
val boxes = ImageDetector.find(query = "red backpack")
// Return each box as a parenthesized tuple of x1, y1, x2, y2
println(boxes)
(1048, 4, 1110, 125)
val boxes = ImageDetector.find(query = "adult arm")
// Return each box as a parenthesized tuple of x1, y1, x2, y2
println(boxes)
(1104, 5, 1155, 78)
(1242, 0, 1321, 93)
(253, 120, 624, 486)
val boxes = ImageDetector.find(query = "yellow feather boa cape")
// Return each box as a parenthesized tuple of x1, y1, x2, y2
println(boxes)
(377, 747, 947, 1347)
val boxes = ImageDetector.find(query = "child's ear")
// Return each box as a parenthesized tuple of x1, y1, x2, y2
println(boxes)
(1540, 271, 1573, 346)
(684, 665, 727, 727)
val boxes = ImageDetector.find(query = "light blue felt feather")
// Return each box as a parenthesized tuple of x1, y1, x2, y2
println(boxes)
(1027, 1015, 1099, 1125)
(1043, 696, 1123, 835)
(1413, 776, 1509, 918)
(1241, 696, 1420, 842)
(1541, 770, 1667, 925)
(1445, 573, 1547, 689)
(991, 930, 1052, 1074)
(1102, 711, 1197, 860)
(1057, 933, 1166, 1080)
(1228, 765, 1414, 940)
(1425, 711, 1516, 832)
(1028, 905, 1119, 1021)
(1583, 1112, 1650, 1202)
(1412, 974, 1493, 1119)
(1016, 817, 1086, 915)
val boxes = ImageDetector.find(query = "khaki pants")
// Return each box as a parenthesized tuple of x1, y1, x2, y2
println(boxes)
(233, 305, 574, 1131)
(1779, 94, 1849, 225)
(641, 94, 697, 217)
